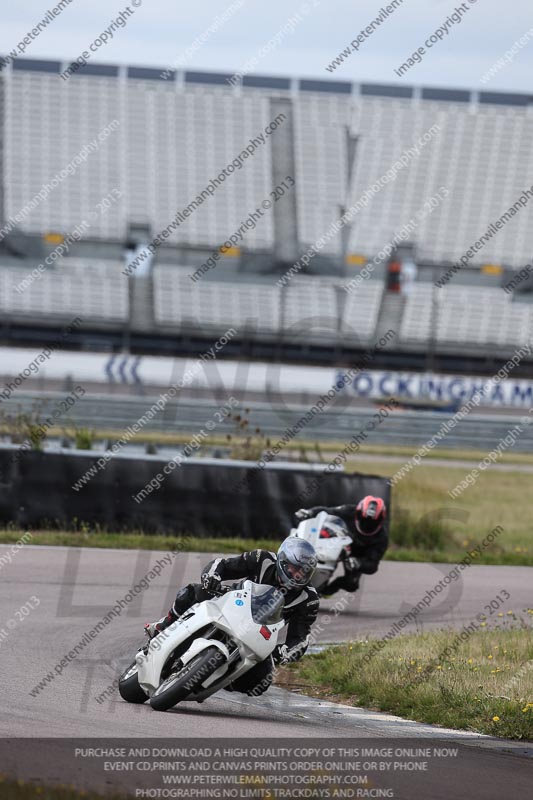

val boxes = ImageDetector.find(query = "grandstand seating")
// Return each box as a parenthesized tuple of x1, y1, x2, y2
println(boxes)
(3, 61, 533, 359)
(0, 259, 128, 323)
(153, 267, 281, 333)
(1, 248, 531, 351)
(283, 278, 339, 336)
(153, 268, 384, 343)
(347, 96, 533, 268)
(293, 95, 350, 253)
(437, 286, 533, 348)
(399, 283, 433, 343)
(341, 280, 383, 341)
(4, 61, 533, 270)
(400, 283, 533, 348)
(5, 70, 275, 250)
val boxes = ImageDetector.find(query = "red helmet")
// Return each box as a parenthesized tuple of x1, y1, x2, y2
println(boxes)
(355, 496, 386, 536)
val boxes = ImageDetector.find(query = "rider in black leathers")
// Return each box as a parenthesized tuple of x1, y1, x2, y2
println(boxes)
(295, 495, 388, 595)
(144, 540, 319, 696)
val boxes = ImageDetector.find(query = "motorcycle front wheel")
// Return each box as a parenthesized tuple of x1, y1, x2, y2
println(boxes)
(118, 661, 148, 704)
(150, 646, 227, 711)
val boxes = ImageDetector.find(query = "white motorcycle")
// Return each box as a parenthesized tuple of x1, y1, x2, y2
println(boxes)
(289, 511, 353, 594)
(118, 581, 285, 711)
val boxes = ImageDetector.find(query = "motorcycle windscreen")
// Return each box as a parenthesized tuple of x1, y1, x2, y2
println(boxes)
(320, 516, 349, 538)
(250, 584, 285, 625)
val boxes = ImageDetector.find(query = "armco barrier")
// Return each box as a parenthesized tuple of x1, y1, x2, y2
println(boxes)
(0, 447, 390, 537)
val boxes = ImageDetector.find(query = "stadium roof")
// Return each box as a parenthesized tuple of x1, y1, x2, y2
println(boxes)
(4, 56, 533, 106)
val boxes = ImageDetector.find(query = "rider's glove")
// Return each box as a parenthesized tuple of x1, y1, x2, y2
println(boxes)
(272, 644, 291, 666)
(294, 508, 312, 521)
(201, 573, 222, 594)
(345, 556, 361, 573)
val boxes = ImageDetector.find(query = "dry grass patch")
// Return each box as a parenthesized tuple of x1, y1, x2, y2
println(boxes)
(288, 622, 533, 740)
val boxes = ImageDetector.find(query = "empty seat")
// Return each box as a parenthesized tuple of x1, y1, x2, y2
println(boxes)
(0, 259, 129, 323)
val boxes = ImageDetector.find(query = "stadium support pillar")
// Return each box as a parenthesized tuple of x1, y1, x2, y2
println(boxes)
(340, 131, 359, 262)
(130, 275, 155, 333)
(269, 98, 300, 267)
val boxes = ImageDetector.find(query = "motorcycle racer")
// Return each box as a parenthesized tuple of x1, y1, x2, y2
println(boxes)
(294, 496, 388, 595)
(144, 538, 319, 696)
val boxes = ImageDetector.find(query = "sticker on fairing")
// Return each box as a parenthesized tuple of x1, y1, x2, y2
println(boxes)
(235, 599, 244, 606)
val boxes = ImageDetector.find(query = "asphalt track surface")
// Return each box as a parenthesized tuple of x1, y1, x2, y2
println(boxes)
(0, 545, 531, 797)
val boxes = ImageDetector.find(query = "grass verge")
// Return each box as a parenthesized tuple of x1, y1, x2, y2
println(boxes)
(0, 529, 531, 566)
(347, 457, 533, 564)
(0, 525, 531, 566)
(282, 626, 533, 740)
(0, 529, 281, 555)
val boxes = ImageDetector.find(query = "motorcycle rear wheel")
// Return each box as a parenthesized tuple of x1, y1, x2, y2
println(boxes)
(150, 646, 227, 711)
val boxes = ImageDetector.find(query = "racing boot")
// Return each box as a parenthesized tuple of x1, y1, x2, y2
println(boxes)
(143, 610, 176, 639)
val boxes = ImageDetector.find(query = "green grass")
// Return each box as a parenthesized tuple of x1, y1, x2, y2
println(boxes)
(0, 528, 281, 555)
(284, 625, 533, 740)
(347, 442, 533, 465)
(0, 777, 130, 799)
(348, 457, 533, 565)
(1, 528, 531, 566)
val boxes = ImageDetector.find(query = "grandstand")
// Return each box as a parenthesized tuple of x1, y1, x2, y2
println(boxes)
(1, 58, 533, 372)
(347, 91, 533, 266)
(0, 259, 128, 327)
(400, 284, 533, 349)
(154, 268, 281, 335)
(3, 60, 533, 266)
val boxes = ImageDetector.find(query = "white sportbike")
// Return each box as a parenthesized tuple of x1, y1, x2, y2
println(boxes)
(118, 581, 285, 711)
(289, 511, 353, 594)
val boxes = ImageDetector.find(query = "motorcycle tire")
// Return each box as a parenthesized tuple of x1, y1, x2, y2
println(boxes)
(118, 661, 148, 704)
(150, 646, 227, 711)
